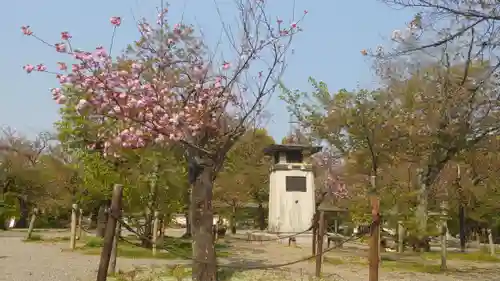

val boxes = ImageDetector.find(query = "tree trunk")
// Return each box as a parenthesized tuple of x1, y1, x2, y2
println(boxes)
(440, 203, 448, 271)
(230, 203, 236, 235)
(184, 212, 192, 238)
(397, 220, 404, 253)
(91, 206, 100, 229)
(142, 212, 153, 247)
(416, 169, 428, 242)
(183, 188, 192, 238)
(96, 205, 108, 238)
(16, 198, 29, 228)
(458, 204, 466, 252)
(0, 218, 6, 230)
(190, 166, 217, 281)
(27, 208, 38, 239)
(257, 202, 266, 230)
(142, 165, 159, 248)
(476, 229, 481, 249)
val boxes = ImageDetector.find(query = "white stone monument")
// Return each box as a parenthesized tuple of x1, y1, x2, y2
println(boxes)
(264, 144, 321, 234)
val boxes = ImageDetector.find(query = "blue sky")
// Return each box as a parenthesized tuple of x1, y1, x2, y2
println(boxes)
(0, 0, 414, 141)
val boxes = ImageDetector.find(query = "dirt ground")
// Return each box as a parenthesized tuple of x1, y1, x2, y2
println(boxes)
(222, 235, 500, 281)
(1, 229, 499, 281)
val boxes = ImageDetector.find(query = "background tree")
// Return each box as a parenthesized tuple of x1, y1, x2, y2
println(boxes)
(0, 128, 55, 228)
(381, 0, 500, 63)
(214, 128, 274, 232)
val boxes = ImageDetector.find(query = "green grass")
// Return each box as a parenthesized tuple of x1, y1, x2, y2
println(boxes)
(422, 250, 500, 262)
(323, 256, 346, 265)
(23, 235, 70, 243)
(77, 236, 231, 260)
(80, 245, 183, 259)
(381, 260, 443, 273)
(323, 253, 444, 274)
(323, 250, 499, 274)
(22, 234, 231, 260)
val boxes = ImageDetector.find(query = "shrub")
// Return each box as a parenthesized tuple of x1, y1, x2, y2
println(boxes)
(85, 237, 104, 248)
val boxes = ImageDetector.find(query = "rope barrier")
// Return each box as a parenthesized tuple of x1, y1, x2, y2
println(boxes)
(113, 213, 372, 270)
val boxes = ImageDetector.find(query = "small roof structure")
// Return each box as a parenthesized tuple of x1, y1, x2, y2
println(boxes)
(263, 144, 322, 156)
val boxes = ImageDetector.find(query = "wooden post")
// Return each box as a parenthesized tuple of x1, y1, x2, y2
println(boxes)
(312, 212, 318, 255)
(26, 208, 38, 240)
(315, 210, 325, 278)
(487, 228, 495, 256)
(76, 208, 83, 240)
(397, 220, 404, 253)
(440, 202, 448, 271)
(152, 211, 160, 256)
(369, 174, 380, 281)
(96, 184, 123, 281)
(70, 204, 78, 250)
(108, 216, 121, 276)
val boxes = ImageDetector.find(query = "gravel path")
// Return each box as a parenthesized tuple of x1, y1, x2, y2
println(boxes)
(1, 230, 499, 281)
(0, 236, 180, 281)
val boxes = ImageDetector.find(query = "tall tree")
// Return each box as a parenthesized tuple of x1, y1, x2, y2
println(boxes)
(21, 2, 305, 279)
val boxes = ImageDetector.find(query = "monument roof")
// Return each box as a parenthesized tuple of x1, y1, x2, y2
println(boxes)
(263, 144, 322, 155)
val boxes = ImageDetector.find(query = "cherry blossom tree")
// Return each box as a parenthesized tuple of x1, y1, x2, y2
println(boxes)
(312, 149, 348, 202)
(21, 1, 306, 280)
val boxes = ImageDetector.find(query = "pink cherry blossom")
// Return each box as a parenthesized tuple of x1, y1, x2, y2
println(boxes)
(313, 150, 348, 199)
(57, 62, 67, 70)
(291, 22, 297, 28)
(61, 31, 72, 40)
(55, 43, 66, 53)
(21, 8, 307, 153)
(23, 64, 35, 73)
(110, 16, 121, 26)
(55, 95, 67, 104)
(21, 26, 33, 35)
(36, 64, 46, 71)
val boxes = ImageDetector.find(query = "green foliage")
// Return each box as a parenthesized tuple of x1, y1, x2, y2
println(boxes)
(280, 59, 500, 236)
(215, 128, 275, 206)
(0, 198, 17, 223)
(84, 236, 104, 248)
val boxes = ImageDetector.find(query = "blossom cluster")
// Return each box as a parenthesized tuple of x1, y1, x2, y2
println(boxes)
(313, 151, 348, 198)
(21, 7, 306, 153)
